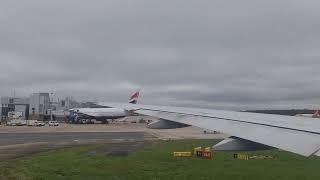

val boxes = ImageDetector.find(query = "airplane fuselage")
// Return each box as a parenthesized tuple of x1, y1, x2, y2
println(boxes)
(74, 108, 127, 121)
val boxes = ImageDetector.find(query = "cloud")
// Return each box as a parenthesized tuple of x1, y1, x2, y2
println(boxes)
(0, 0, 320, 110)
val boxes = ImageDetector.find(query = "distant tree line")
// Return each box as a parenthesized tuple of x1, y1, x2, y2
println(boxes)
(245, 109, 316, 116)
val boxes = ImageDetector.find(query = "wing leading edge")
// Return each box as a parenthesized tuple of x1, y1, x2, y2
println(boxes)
(98, 102, 320, 157)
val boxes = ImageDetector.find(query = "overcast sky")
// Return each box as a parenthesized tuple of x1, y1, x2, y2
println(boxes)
(0, 0, 320, 110)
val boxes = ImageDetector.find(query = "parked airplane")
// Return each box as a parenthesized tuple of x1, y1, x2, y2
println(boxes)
(295, 110, 320, 118)
(99, 95, 320, 157)
(71, 91, 140, 124)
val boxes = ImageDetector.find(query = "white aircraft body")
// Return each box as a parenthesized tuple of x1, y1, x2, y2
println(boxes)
(72, 91, 140, 122)
(295, 110, 320, 118)
(98, 101, 320, 157)
(296, 114, 314, 118)
(75, 107, 126, 119)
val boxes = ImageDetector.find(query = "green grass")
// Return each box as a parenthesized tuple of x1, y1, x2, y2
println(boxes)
(0, 139, 320, 180)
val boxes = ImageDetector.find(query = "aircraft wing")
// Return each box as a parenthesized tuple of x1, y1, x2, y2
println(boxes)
(99, 102, 320, 157)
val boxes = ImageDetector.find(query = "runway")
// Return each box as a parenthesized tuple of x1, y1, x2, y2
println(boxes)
(0, 132, 156, 160)
(0, 123, 224, 159)
(0, 132, 153, 145)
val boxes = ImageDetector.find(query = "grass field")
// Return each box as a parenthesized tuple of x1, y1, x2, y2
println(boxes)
(0, 139, 320, 180)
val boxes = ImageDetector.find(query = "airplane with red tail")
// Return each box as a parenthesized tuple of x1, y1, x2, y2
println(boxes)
(295, 110, 320, 118)
(70, 90, 140, 124)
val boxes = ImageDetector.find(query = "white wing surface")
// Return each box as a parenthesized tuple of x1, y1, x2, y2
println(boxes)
(99, 102, 320, 157)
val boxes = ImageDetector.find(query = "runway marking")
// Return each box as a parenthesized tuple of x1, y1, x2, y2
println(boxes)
(0, 142, 49, 149)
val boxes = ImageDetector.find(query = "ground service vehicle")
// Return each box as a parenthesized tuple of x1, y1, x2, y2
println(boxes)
(49, 121, 59, 126)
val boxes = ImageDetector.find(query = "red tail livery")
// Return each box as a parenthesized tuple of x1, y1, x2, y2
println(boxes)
(129, 90, 140, 104)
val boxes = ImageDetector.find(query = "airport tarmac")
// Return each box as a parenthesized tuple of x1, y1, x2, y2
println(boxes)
(0, 131, 155, 160)
(0, 123, 226, 160)
(0, 132, 154, 146)
(0, 123, 227, 139)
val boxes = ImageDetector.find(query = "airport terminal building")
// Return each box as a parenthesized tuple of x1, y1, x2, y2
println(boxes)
(1, 97, 30, 121)
(29, 93, 50, 117)
(1, 93, 77, 122)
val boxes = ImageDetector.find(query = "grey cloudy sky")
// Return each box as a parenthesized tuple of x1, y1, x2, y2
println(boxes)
(0, 0, 320, 110)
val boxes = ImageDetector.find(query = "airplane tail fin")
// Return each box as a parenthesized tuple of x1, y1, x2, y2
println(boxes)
(312, 110, 320, 118)
(129, 90, 140, 104)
